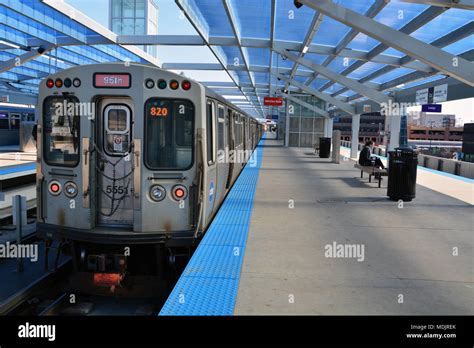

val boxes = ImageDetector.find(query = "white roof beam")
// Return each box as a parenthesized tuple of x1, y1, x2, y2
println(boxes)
(296, 0, 474, 86)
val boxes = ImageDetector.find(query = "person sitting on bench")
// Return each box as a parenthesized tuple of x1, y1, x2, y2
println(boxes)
(359, 140, 385, 170)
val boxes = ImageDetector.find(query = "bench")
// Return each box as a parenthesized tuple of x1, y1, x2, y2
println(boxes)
(354, 163, 388, 188)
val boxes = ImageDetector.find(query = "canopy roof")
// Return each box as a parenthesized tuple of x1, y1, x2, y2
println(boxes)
(0, 0, 473, 118)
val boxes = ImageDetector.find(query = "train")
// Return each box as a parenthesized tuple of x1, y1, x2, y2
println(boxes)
(36, 63, 263, 289)
(0, 104, 35, 146)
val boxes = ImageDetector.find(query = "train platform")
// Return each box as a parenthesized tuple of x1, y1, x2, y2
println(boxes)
(160, 134, 473, 316)
(0, 152, 36, 220)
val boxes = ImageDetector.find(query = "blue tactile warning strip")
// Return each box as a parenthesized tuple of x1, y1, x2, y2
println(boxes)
(0, 163, 36, 176)
(159, 138, 266, 316)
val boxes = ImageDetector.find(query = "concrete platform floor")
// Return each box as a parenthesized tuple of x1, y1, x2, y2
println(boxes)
(234, 139, 473, 315)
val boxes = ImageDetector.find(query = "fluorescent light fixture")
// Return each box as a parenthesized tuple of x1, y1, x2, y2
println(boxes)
(302, 45, 310, 54)
(0, 40, 20, 49)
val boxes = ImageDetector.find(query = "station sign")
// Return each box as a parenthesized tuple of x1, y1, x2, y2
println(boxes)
(421, 104, 442, 113)
(264, 97, 283, 107)
(94, 73, 131, 88)
(416, 84, 448, 104)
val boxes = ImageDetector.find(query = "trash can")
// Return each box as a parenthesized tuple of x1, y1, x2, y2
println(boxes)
(319, 137, 331, 158)
(387, 147, 418, 202)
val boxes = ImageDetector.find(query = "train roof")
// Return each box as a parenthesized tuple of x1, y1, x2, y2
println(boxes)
(43, 62, 259, 122)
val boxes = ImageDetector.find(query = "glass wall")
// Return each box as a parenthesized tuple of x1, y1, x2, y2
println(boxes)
(110, 0, 158, 58)
(287, 95, 326, 147)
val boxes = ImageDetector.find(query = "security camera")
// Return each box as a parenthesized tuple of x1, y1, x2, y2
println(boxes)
(294, 0, 303, 9)
(37, 47, 45, 54)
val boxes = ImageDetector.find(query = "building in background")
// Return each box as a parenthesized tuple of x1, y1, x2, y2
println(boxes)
(109, 0, 158, 58)
(333, 112, 385, 145)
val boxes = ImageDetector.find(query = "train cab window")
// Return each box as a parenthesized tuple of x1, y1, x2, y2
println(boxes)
(43, 96, 80, 167)
(217, 105, 225, 151)
(145, 98, 194, 170)
(206, 100, 215, 165)
(104, 105, 131, 155)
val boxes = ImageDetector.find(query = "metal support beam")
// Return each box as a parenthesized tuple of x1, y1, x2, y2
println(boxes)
(222, 0, 263, 115)
(0, 44, 55, 74)
(397, 0, 474, 10)
(303, 0, 388, 89)
(176, 0, 262, 117)
(296, 0, 474, 86)
(285, 12, 324, 90)
(284, 94, 329, 118)
(276, 48, 390, 104)
(275, 73, 355, 115)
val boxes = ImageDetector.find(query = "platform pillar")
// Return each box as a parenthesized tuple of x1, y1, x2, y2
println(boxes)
(350, 114, 360, 159)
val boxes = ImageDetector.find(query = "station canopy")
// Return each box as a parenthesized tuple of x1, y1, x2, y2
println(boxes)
(0, 0, 473, 119)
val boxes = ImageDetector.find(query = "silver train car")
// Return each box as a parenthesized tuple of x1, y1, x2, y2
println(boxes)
(36, 63, 262, 282)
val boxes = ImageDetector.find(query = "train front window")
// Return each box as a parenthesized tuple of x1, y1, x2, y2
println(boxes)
(43, 96, 80, 167)
(145, 98, 194, 170)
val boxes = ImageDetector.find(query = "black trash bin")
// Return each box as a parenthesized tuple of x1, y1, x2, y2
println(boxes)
(387, 147, 418, 202)
(319, 137, 331, 158)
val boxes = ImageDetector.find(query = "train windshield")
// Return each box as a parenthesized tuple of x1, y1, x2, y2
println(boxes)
(43, 96, 80, 167)
(145, 98, 194, 170)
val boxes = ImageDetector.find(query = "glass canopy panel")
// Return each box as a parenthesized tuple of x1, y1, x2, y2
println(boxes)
(442, 36, 474, 55)
(347, 1, 429, 51)
(246, 48, 270, 67)
(310, 79, 330, 90)
(274, 0, 316, 42)
(401, 75, 446, 89)
(347, 62, 387, 80)
(253, 72, 269, 85)
(371, 67, 415, 84)
(220, 46, 244, 68)
(190, 0, 234, 37)
(304, 53, 328, 66)
(327, 57, 357, 74)
(382, 48, 406, 58)
(410, 9, 474, 43)
(229, 0, 271, 40)
(312, 17, 352, 46)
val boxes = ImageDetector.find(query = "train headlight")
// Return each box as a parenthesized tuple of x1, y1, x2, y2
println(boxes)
(46, 79, 54, 88)
(48, 180, 62, 196)
(64, 182, 78, 198)
(172, 185, 188, 201)
(149, 185, 166, 202)
(145, 79, 155, 89)
(73, 78, 81, 87)
(55, 78, 63, 88)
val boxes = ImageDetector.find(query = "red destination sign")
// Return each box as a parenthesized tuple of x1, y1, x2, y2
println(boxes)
(94, 73, 131, 88)
(264, 97, 284, 107)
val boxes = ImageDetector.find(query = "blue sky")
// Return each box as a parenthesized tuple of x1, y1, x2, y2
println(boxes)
(64, 0, 232, 83)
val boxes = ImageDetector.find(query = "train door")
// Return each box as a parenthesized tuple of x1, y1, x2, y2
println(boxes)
(96, 99, 134, 226)
(205, 100, 217, 219)
(215, 104, 227, 205)
(225, 109, 234, 190)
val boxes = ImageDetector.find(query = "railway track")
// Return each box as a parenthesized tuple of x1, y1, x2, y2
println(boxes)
(0, 259, 72, 315)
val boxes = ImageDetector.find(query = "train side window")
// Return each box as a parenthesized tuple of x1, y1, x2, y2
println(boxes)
(217, 105, 225, 151)
(0, 113, 9, 129)
(10, 113, 20, 129)
(43, 96, 80, 167)
(206, 100, 215, 166)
